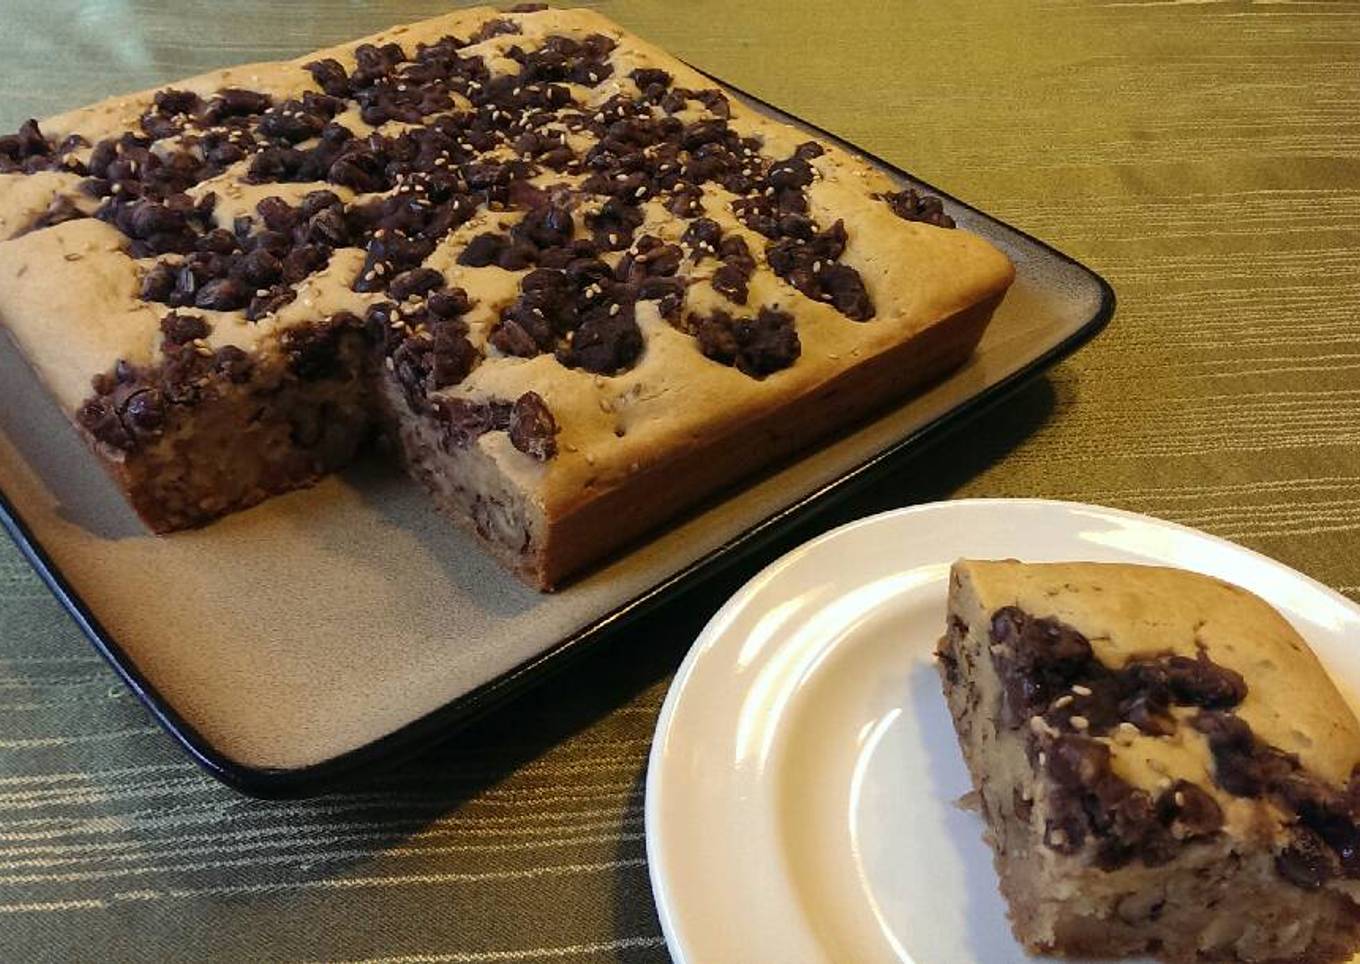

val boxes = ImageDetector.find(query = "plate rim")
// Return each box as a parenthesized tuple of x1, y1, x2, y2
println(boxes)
(0, 70, 1115, 797)
(643, 496, 1360, 963)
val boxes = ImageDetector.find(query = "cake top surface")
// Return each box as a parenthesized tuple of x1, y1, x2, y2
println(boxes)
(956, 558, 1360, 787)
(0, 4, 1012, 515)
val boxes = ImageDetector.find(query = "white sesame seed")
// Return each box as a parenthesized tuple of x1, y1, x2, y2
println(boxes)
(1053, 695, 1073, 709)
(1070, 715, 1090, 731)
(633, 186, 646, 198)
(1072, 685, 1092, 696)
(255, 288, 269, 297)
(1174, 791, 1186, 807)
(1029, 715, 1058, 738)
(608, 303, 620, 316)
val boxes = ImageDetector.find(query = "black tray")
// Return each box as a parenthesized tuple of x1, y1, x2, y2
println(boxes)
(0, 77, 1113, 798)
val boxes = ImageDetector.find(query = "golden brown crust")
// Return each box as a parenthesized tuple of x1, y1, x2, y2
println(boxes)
(956, 559, 1360, 787)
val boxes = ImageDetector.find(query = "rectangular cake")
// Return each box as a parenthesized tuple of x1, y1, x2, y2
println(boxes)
(0, 4, 1013, 588)
(939, 560, 1360, 962)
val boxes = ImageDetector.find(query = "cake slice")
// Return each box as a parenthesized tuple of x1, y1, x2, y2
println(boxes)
(938, 559, 1360, 962)
(0, 5, 1013, 588)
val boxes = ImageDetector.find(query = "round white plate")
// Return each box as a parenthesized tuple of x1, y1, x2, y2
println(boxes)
(645, 498, 1360, 964)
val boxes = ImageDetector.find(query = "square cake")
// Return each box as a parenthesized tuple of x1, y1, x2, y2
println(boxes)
(939, 560, 1360, 962)
(0, 4, 1013, 587)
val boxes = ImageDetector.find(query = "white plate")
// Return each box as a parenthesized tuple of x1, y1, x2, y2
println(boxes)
(645, 498, 1360, 964)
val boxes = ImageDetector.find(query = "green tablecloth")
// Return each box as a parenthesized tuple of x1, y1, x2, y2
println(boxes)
(3, 1, 1359, 960)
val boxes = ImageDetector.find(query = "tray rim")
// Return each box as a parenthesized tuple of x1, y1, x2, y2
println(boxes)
(0, 77, 1116, 798)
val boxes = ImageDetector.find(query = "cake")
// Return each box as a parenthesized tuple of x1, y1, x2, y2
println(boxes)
(938, 559, 1360, 962)
(0, 4, 1014, 588)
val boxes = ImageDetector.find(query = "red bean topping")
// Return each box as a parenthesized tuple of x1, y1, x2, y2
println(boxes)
(508, 391, 558, 461)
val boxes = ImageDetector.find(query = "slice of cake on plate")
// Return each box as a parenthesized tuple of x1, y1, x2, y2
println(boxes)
(938, 559, 1360, 962)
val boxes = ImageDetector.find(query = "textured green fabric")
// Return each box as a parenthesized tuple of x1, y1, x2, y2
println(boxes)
(3, 1, 1360, 960)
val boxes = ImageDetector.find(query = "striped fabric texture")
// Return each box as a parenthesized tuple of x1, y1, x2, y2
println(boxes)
(3, 0, 1360, 960)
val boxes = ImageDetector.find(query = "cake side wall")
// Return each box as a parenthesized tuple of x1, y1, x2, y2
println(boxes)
(539, 293, 1000, 587)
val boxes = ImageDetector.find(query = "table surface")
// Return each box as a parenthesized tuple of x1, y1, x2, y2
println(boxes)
(3, 1, 1359, 961)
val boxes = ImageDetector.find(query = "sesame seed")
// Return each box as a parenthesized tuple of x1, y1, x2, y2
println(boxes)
(194, 344, 213, 357)
(633, 186, 646, 198)
(1072, 685, 1092, 696)
(1053, 695, 1073, 709)
(255, 288, 269, 297)
(608, 303, 620, 316)
(1174, 791, 1186, 807)
(1070, 716, 1090, 731)
(1029, 715, 1058, 739)
(385, 356, 395, 371)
